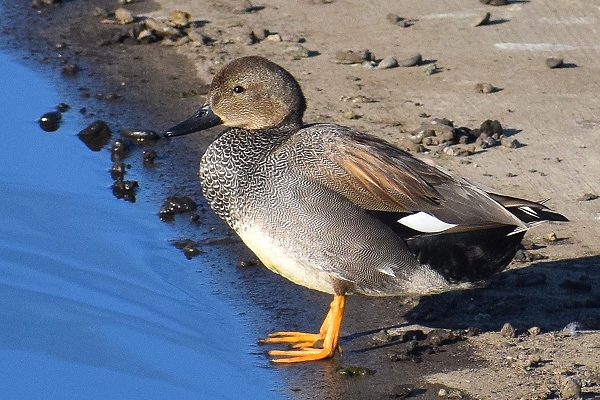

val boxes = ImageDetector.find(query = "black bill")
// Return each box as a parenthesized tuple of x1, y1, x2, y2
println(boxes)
(163, 105, 222, 137)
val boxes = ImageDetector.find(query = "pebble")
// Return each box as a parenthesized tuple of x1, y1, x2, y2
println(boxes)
(56, 102, 70, 112)
(31, 0, 62, 8)
(252, 27, 269, 41)
(77, 120, 112, 151)
(142, 149, 157, 165)
(283, 44, 310, 60)
(265, 33, 282, 42)
(475, 82, 497, 93)
(335, 49, 374, 64)
(386, 13, 410, 27)
(500, 136, 520, 148)
(423, 63, 438, 75)
(559, 376, 582, 399)
(92, 7, 109, 18)
(111, 179, 138, 202)
(61, 63, 80, 76)
(110, 162, 126, 181)
(168, 10, 190, 27)
(398, 53, 422, 67)
(119, 128, 160, 142)
(342, 110, 360, 120)
(427, 329, 454, 346)
(528, 326, 541, 336)
(111, 138, 131, 161)
(159, 196, 198, 220)
(333, 365, 372, 377)
(137, 29, 157, 44)
(38, 111, 62, 132)
(545, 57, 564, 69)
(500, 322, 516, 338)
(377, 55, 398, 69)
(578, 192, 598, 201)
(480, 0, 508, 5)
(473, 12, 491, 27)
(114, 7, 134, 24)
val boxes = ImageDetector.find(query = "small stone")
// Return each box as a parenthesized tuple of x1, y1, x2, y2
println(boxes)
(77, 120, 112, 151)
(252, 27, 268, 41)
(61, 63, 79, 76)
(559, 376, 581, 399)
(473, 12, 491, 27)
(137, 29, 157, 44)
(578, 192, 598, 201)
(169, 10, 190, 27)
(427, 329, 454, 346)
(500, 322, 516, 338)
(480, 0, 508, 5)
(119, 128, 160, 142)
(142, 149, 158, 165)
(545, 57, 564, 69)
(342, 110, 360, 120)
(114, 7, 134, 24)
(159, 196, 198, 220)
(284, 44, 310, 60)
(438, 388, 447, 397)
(111, 138, 131, 161)
(111, 179, 138, 202)
(335, 49, 374, 64)
(398, 53, 422, 67)
(500, 136, 520, 148)
(475, 82, 497, 93)
(38, 111, 62, 132)
(528, 326, 541, 336)
(265, 33, 282, 42)
(377, 55, 398, 69)
(93, 7, 109, 18)
(543, 232, 558, 242)
(56, 102, 70, 112)
(480, 119, 503, 136)
(110, 162, 126, 181)
(423, 63, 438, 75)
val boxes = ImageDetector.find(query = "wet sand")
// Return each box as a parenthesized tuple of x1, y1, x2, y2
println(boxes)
(7, 1, 600, 398)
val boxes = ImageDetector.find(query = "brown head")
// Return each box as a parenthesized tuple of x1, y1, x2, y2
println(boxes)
(164, 56, 306, 136)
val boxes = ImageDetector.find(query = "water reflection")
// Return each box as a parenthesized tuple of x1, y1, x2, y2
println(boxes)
(0, 52, 284, 399)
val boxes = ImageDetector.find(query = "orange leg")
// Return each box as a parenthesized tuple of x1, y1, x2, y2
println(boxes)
(260, 295, 346, 363)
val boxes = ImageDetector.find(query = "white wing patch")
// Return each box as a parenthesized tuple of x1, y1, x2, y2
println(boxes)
(397, 212, 457, 233)
(519, 206, 539, 219)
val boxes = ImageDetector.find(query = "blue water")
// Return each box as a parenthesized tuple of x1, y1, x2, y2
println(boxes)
(0, 52, 284, 399)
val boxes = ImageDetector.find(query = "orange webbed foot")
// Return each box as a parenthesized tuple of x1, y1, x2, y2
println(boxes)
(259, 295, 346, 363)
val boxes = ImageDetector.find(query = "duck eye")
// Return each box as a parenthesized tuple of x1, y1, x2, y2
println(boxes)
(233, 85, 245, 93)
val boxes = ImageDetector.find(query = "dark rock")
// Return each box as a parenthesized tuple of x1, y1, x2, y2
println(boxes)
(110, 162, 126, 181)
(159, 196, 198, 220)
(38, 111, 62, 132)
(119, 128, 161, 142)
(545, 57, 564, 69)
(142, 149, 158, 165)
(56, 102, 70, 112)
(77, 120, 112, 151)
(61, 63, 79, 76)
(111, 179, 138, 202)
(111, 138, 132, 161)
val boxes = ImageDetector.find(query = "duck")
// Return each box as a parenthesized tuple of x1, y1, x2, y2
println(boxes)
(164, 56, 567, 363)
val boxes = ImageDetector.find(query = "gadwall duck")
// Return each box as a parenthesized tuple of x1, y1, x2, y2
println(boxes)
(165, 56, 567, 363)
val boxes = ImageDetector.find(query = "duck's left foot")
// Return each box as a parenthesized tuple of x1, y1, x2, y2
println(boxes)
(259, 295, 346, 363)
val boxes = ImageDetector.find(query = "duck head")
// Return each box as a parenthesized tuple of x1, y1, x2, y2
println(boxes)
(165, 56, 307, 137)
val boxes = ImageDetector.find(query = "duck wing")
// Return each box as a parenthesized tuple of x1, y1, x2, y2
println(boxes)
(297, 125, 524, 231)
